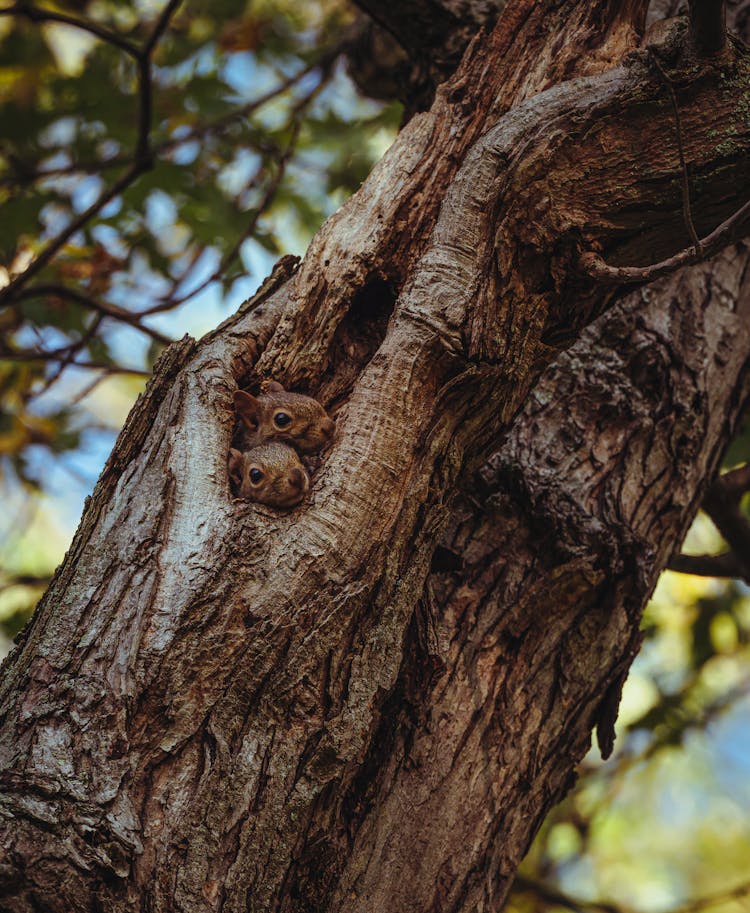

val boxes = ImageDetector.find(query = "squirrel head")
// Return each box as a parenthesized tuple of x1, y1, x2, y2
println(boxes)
(228, 443, 310, 508)
(234, 381, 336, 454)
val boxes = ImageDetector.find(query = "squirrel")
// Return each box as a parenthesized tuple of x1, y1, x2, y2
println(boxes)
(228, 443, 310, 508)
(230, 380, 334, 508)
(233, 380, 335, 455)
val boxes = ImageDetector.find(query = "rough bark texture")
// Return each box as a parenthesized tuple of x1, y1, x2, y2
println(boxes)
(324, 244, 750, 913)
(1, 1, 749, 911)
(349, 0, 749, 112)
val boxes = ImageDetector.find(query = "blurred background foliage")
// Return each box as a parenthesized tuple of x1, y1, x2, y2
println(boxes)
(1, 2, 749, 913)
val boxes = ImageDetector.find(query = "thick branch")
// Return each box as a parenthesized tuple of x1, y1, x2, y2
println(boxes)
(319, 245, 750, 913)
(668, 551, 748, 579)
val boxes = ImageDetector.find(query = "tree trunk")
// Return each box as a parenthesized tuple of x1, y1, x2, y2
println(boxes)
(326, 244, 750, 912)
(1, 1, 749, 911)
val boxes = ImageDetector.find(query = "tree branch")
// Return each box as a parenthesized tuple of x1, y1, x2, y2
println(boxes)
(326, 243, 750, 912)
(513, 876, 750, 913)
(703, 474, 750, 579)
(0, 0, 183, 304)
(0, 349, 150, 375)
(155, 82, 317, 310)
(1, 1, 749, 908)
(668, 464, 750, 581)
(0, 574, 52, 596)
(40, 313, 105, 391)
(142, 0, 181, 56)
(16, 285, 172, 345)
(716, 463, 750, 498)
(0, 3, 139, 57)
(667, 551, 747, 579)
(135, 0, 182, 163)
(580, 198, 750, 285)
(0, 163, 145, 300)
(0, 152, 134, 189)
(0, 41, 340, 192)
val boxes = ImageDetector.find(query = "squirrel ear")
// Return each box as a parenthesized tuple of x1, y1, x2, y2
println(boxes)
(228, 448, 243, 480)
(262, 380, 286, 394)
(234, 390, 260, 428)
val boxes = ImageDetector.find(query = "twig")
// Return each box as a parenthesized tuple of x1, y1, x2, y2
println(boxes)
(0, 45, 340, 191)
(580, 198, 750, 285)
(646, 681, 750, 760)
(157, 136, 298, 309)
(146, 245, 206, 314)
(0, 152, 134, 189)
(0, 4, 139, 57)
(715, 464, 750, 500)
(578, 674, 750, 813)
(39, 313, 105, 395)
(0, 0, 183, 304)
(154, 47, 340, 153)
(512, 876, 618, 913)
(143, 58, 336, 310)
(142, 0, 181, 56)
(146, 77, 321, 312)
(512, 875, 750, 913)
(67, 371, 111, 406)
(0, 350, 150, 376)
(0, 573, 52, 595)
(0, 164, 145, 302)
(675, 880, 750, 913)
(16, 285, 172, 344)
(648, 48, 701, 254)
(2, 331, 95, 361)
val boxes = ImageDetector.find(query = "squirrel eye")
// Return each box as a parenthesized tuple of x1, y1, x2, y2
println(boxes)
(273, 411, 292, 429)
(249, 468, 264, 484)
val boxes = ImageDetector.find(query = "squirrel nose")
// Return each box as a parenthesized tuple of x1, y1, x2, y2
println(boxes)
(289, 469, 309, 491)
(322, 417, 335, 437)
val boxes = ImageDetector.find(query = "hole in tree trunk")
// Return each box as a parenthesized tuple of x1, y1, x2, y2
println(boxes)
(323, 275, 398, 403)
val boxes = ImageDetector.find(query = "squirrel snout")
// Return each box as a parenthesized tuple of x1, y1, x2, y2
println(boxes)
(321, 417, 335, 438)
(289, 468, 310, 492)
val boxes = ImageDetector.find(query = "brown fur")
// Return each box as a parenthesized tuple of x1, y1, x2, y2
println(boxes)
(228, 443, 310, 508)
(234, 381, 335, 455)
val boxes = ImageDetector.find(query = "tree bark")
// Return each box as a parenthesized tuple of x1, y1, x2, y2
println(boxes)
(348, 0, 747, 111)
(324, 243, 750, 912)
(1, 1, 749, 911)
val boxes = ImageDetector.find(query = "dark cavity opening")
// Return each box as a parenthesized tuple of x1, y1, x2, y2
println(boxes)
(326, 276, 397, 395)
